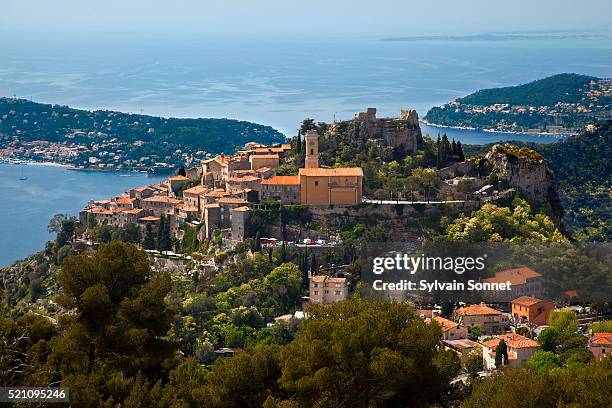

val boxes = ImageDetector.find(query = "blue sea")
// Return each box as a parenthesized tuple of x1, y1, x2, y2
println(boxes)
(0, 164, 164, 267)
(0, 34, 611, 265)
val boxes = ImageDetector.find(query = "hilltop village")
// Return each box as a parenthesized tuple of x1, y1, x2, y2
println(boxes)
(2, 107, 610, 406)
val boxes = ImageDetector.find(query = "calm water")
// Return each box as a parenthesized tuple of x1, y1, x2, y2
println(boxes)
(1, 36, 610, 135)
(0, 35, 610, 264)
(0, 164, 164, 267)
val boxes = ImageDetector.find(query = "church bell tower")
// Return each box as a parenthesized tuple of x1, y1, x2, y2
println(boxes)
(305, 130, 319, 168)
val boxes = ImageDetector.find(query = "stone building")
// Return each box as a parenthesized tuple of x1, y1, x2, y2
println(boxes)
(309, 275, 348, 304)
(261, 175, 301, 204)
(230, 206, 251, 241)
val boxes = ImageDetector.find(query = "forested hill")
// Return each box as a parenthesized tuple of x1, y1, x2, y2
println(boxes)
(458, 73, 600, 106)
(0, 98, 286, 171)
(537, 122, 612, 241)
(424, 74, 611, 133)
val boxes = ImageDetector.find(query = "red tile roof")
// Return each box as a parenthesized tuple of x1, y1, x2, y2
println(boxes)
(590, 333, 612, 346)
(262, 175, 300, 186)
(456, 304, 502, 316)
(482, 333, 539, 349)
(512, 296, 542, 307)
(299, 167, 364, 177)
(484, 267, 542, 285)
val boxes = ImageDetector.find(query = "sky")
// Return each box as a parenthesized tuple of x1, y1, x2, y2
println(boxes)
(2, 0, 612, 41)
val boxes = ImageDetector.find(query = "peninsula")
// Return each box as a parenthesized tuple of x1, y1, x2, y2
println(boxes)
(424, 73, 611, 134)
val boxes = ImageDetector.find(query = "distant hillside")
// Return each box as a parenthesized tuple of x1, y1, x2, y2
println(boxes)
(537, 122, 612, 241)
(425, 74, 611, 134)
(0, 98, 286, 171)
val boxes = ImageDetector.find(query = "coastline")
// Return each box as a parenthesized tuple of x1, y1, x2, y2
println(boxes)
(420, 120, 575, 137)
(0, 159, 172, 175)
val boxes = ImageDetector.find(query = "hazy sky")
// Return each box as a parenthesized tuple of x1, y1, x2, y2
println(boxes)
(2, 0, 612, 41)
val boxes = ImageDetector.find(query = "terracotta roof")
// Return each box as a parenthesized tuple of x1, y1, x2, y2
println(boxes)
(255, 167, 272, 173)
(299, 167, 364, 177)
(311, 275, 346, 284)
(88, 206, 113, 215)
(180, 206, 199, 212)
(143, 196, 182, 204)
(133, 186, 153, 192)
(168, 175, 189, 181)
(227, 176, 260, 183)
(115, 195, 134, 205)
(590, 333, 612, 346)
(250, 154, 279, 160)
(484, 267, 542, 285)
(482, 333, 539, 349)
(252, 146, 286, 153)
(205, 189, 230, 198)
(429, 316, 459, 332)
(416, 309, 438, 319)
(123, 208, 145, 215)
(262, 175, 300, 186)
(218, 197, 248, 205)
(138, 216, 161, 222)
(512, 296, 542, 307)
(183, 185, 208, 195)
(456, 304, 502, 316)
(203, 203, 220, 209)
(233, 206, 251, 212)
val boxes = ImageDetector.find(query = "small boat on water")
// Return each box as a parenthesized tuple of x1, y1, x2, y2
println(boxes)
(19, 177, 28, 181)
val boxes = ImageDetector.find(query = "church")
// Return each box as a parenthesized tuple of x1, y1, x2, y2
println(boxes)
(261, 130, 363, 205)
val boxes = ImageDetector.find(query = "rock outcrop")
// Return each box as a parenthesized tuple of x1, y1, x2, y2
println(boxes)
(324, 108, 421, 154)
(485, 144, 559, 208)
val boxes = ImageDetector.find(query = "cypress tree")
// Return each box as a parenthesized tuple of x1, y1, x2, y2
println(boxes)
(495, 339, 508, 368)
(456, 140, 465, 161)
(156, 215, 165, 250)
(310, 253, 318, 275)
(143, 223, 155, 250)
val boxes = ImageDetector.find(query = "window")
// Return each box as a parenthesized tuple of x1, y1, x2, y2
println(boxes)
(310, 149, 314, 155)
(325, 290, 329, 294)
(314, 181, 319, 186)
(335, 290, 342, 295)
(314, 291, 319, 295)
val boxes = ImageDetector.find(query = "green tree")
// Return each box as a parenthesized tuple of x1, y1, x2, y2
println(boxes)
(537, 327, 559, 352)
(157, 215, 172, 252)
(469, 325, 484, 340)
(279, 300, 453, 407)
(143, 223, 156, 250)
(495, 339, 508, 368)
(529, 350, 561, 373)
(53, 241, 175, 377)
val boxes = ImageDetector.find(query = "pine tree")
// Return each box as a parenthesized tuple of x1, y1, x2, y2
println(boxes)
(451, 139, 457, 158)
(436, 135, 442, 169)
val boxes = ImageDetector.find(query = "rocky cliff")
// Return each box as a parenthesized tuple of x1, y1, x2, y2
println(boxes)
(485, 144, 561, 211)
(323, 108, 421, 154)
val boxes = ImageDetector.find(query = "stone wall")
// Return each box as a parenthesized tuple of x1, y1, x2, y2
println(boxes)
(325, 108, 421, 154)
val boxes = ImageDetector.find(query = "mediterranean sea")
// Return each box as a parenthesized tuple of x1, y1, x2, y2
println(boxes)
(0, 33, 611, 264)
(0, 164, 165, 267)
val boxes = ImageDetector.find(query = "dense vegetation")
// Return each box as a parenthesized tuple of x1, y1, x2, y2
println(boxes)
(536, 122, 612, 241)
(425, 74, 611, 132)
(458, 74, 600, 106)
(0, 97, 286, 170)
